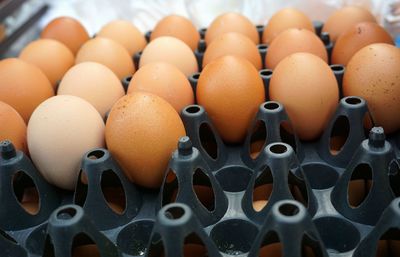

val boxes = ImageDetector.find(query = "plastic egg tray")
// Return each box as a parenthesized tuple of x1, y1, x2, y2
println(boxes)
(1, 23, 400, 257)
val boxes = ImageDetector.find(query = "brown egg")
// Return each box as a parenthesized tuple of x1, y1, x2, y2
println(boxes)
(203, 32, 262, 70)
(58, 62, 125, 118)
(183, 244, 208, 257)
(72, 245, 101, 257)
(375, 241, 388, 257)
(253, 200, 268, 211)
(270, 53, 339, 140)
(250, 139, 265, 159)
(41, 16, 89, 55)
(343, 43, 400, 134)
(253, 184, 273, 201)
(332, 22, 394, 65)
(0, 58, 54, 122)
(266, 28, 328, 69)
(76, 37, 135, 79)
(97, 20, 147, 56)
(389, 240, 400, 256)
(105, 93, 186, 188)
(197, 56, 265, 143)
(102, 187, 126, 214)
(19, 39, 75, 87)
(262, 8, 314, 44)
(205, 12, 259, 45)
(0, 101, 27, 153)
(140, 36, 198, 77)
(20, 187, 39, 214)
(127, 62, 194, 112)
(322, 6, 376, 43)
(348, 180, 367, 206)
(259, 243, 282, 257)
(151, 15, 200, 51)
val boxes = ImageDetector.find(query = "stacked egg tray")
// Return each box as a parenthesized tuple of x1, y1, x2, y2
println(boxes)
(1, 23, 400, 257)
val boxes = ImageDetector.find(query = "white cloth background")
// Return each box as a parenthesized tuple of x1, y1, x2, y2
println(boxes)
(38, 0, 390, 35)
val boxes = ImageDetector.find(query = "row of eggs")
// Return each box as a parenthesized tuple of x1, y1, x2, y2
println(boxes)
(0, 7, 399, 193)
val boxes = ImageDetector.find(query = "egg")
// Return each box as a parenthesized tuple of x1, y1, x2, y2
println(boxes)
(140, 36, 198, 77)
(270, 53, 339, 140)
(253, 200, 268, 211)
(182, 244, 208, 257)
(262, 8, 314, 44)
(203, 32, 262, 70)
(197, 55, 265, 143)
(331, 22, 394, 65)
(375, 241, 389, 257)
(343, 43, 400, 134)
(41, 17, 90, 55)
(266, 28, 328, 69)
(27, 95, 105, 190)
(0, 58, 54, 122)
(0, 101, 27, 153)
(105, 93, 186, 188)
(348, 180, 367, 207)
(322, 6, 376, 43)
(19, 39, 75, 87)
(97, 20, 147, 56)
(259, 243, 282, 257)
(389, 241, 400, 256)
(58, 62, 125, 118)
(127, 62, 194, 112)
(150, 15, 200, 51)
(205, 12, 259, 45)
(72, 245, 101, 257)
(76, 37, 135, 79)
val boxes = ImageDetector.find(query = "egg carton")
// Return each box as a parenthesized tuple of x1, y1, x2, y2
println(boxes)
(1, 23, 400, 257)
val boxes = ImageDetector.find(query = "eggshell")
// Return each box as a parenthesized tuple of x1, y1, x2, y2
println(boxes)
(72, 245, 101, 257)
(105, 93, 186, 188)
(76, 37, 135, 79)
(97, 20, 147, 56)
(262, 8, 314, 44)
(375, 240, 389, 257)
(183, 244, 208, 257)
(348, 180, 367, 206)
(343, 43, 400, 134)
(266, 28, 328, 69)
(151, 15, 200, 51)
(259, 243, 282, 257)
(389, 240, 400, 256)
(20, 187, 39, 214)
(127, 62, 194, 112)
(332, 22, 394, 65)
(269, 53, 339, 140)
(58, 62, 125, 118)
(19, 39, 75, 87)
(27, 95, 105, 190)
(253, 200, 268, 211)
(205, 12, 259, 45)
(197, 55, 265, 143)
(0, 58, 54, 122)
(140, 36, 198, 77)
(322, 6, 376, 42)
(0, 101, 27, 153)
(41, 17, 89, 55)
(203, 32, 262, 70)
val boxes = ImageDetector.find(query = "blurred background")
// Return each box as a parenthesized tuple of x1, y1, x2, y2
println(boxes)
(0, 0, 399, 57)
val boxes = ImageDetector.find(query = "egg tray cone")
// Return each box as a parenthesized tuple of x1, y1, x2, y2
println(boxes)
(2, 23, 400, 257)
